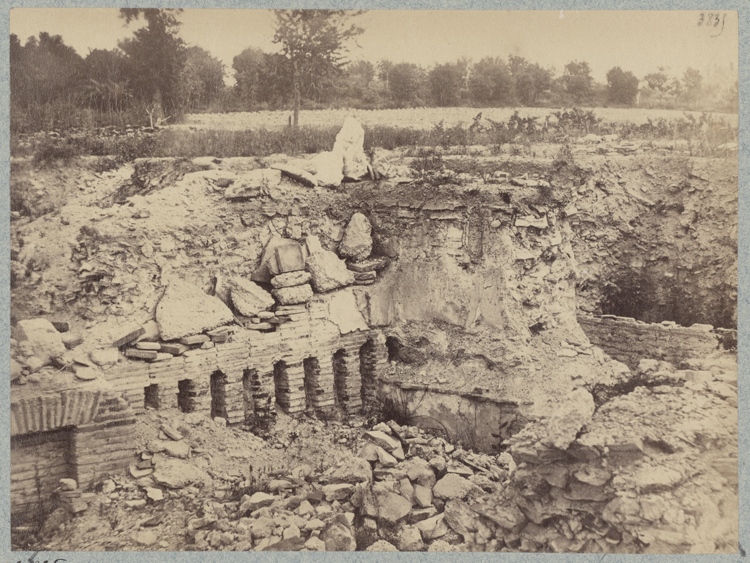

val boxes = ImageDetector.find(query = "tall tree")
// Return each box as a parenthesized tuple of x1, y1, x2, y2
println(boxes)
(386, 63, 426, 106)
(643, 69, 670, 93)
(347, 60, 376, 88)
(561, 60, 594, 104)
(468, 57, 515, 106)
(273, 9, 365, 126)
(428, 60, 468, 107)
(10, 32, 85, 108)
(233, 48, 292, 108)
(83, 48, 132, 112)
(344, 60, 378, 105)
(606, 66, 639, 106)
(118, 8, 186, 122)
(233, 47, 267, 106)
(177, 46, 225, 112)
(508, 55, 553, 106)
(376, 59, 394, 96)
(681, 67, 704, 105)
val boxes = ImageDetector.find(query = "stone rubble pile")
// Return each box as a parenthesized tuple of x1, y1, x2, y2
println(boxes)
(48, 411, 519, 552)
(500, 352, 737, 554)
(211, 419, 517, 552)
(11, 211, 393, 376)
(40, 479, 98, 538)
(336, 212, 390, 286)
(30, 346, 737, 553)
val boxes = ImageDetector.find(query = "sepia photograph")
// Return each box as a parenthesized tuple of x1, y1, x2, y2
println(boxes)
(6, 7, 740, 555)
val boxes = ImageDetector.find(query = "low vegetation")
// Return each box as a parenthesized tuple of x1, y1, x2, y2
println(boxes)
(12, 108, 738, 169)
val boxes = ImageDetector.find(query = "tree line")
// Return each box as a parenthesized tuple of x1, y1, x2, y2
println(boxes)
(10, 9, 739, 133)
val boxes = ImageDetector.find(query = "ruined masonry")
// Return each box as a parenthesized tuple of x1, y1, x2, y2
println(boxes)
(8, 114, 737, 551)
(11, 302, 388, 519)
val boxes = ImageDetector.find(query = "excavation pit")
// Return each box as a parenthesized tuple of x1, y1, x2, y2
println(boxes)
(9, 144, 737, 552)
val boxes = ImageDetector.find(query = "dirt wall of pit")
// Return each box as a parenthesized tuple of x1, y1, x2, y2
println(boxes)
(561, 155, 737, 329)
(9, 150, 737, 410)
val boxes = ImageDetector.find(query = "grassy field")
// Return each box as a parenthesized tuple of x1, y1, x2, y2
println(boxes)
(176, 106, 740, 132)
(12, 104, 738, 165)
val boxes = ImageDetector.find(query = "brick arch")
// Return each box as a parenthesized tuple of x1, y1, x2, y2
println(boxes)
(10, 390, 104, 437)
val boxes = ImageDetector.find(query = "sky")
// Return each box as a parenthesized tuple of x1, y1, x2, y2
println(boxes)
(10, 9, 739, 85)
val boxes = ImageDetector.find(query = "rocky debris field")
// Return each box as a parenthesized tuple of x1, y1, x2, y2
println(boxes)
(16, 408, 509, 552)
(10, 129, 737, 335)
(9, 115, 738, 554)
(14, 344, 737, 554)
(8, 135, 737, 393)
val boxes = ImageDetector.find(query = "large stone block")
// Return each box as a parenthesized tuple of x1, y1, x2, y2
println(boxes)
(339, 213, 373, 262)
(224, 169, 281, 200)
(275, 245, 306, 274)
(271, 271, 312, 289)
(272, 284, 314, 305)
(156, 280, 234, 341)
(252, 237, 307, 283)
(543, 388, 595, 450)
(375, 491, 412, 523)
(334, 117, 369, 180)
(272, 164, 318, 188)
(326, 289, 368, 334)
(16, 318, 66, 365)
(307, 250, 355, 293)
(432, 474, 476, 500)
(309, 151, 344, 188)
(153, 458, 211, 489)
(229, 277, 275, 316)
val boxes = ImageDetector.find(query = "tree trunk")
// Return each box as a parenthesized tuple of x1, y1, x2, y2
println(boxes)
(292, 60, 300, 128)
(293, 86, 300, 128)
(152, 87, 165, 123)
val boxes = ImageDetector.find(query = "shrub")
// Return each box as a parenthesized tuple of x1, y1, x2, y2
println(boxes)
(552, 142, 576, 169)
(10, 179, 33, 215)
(364, 126, 426, 151)
(32, 139, 79, 167)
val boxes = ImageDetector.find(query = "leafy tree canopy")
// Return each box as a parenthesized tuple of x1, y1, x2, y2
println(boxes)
(118, 8, 186, 119)
(273, 9, 365, 123)
(468, 57, 515, 106)
(606, 66, 640, 106)
(561, 60, 594, 104)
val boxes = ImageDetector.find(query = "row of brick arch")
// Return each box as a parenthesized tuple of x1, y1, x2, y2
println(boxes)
(142, 338, 379, 426)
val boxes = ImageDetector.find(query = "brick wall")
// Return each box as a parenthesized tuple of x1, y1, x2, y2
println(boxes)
(10, 384, 135, 521)
(578, 314, 723, 369)
(101, 307, 387, 420)
(11, 428, 74, 523)
(10, 303, 389, 521)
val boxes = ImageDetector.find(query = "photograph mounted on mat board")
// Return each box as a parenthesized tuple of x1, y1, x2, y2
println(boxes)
(7, 7, 739, 554)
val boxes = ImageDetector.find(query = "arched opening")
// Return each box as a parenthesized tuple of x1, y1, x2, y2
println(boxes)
(386, 336, 402, 362)
(144, 384, 159, 410)
(303, 357, 320, 413)
(10, 427, 75, 526)
(177, 379, 196, 413)
(273, 361, 289, 413)
(243, 368, 274, 431)
(210, 371, 228, 420)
